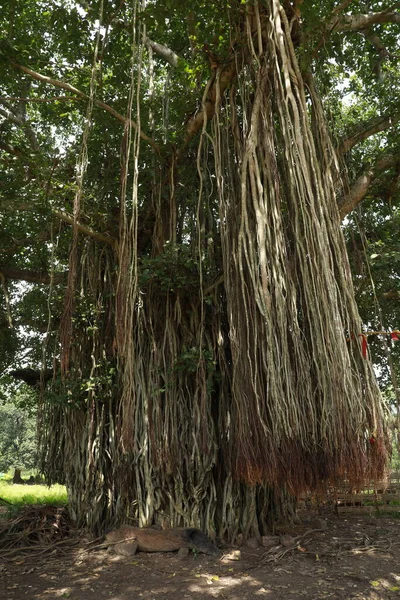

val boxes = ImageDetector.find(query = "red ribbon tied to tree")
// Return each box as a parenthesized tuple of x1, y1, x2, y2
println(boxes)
(359, 334, 368, 359)
(348, 329, 400, 358)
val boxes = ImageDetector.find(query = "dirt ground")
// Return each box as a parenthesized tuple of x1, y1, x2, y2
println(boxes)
(1, 514, 400, 600)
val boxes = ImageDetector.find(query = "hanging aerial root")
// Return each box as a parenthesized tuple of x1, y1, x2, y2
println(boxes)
(233, 434, 388, 494)
(215, 0, 388, 494)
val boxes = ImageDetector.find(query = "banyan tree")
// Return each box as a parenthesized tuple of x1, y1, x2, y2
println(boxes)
(1, 0, 399, 539)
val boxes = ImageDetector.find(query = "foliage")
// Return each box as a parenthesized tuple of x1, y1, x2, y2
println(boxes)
(0, 393, 37, 472)
(0, 313, 18, 372)
(345, 201, 400, 393)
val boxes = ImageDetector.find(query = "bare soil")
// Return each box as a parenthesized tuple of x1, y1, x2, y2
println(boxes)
(1, 514, 400, 600)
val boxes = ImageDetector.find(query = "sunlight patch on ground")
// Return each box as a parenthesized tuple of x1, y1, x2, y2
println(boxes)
(188, 572, 266, 596)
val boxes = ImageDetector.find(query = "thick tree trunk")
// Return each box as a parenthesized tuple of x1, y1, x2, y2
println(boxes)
(12, 468, 25, 484)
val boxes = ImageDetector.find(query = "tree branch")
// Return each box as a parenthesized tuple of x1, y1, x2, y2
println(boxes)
(332, 0, 354, 16)
(181, 61, 237, 151)
(338, 113, 400, 155)
(0, 141, 26, 159)
(8, 59, 161, 155)
(338, 155, 400, 217)
(144, 37, 180, 67)
(312, 8, 400, 59)
(0, 266, 67, 285)
(0, 200, 117, 247)
(0, 95, 81, 103)
(362, 28, 390, 79)
(53, 209, 117, 247)
(0, 105, 23, 127)
(382, 290, 400, 301)
(0, 95, 39, 152)
(333, 10, 400, 32)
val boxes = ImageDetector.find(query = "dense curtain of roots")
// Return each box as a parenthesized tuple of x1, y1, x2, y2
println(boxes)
(215, 1, 387, 491)
(39, 0, 388, 541)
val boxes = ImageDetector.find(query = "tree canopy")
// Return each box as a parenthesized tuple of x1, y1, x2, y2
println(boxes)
(0, 0, 399, 538)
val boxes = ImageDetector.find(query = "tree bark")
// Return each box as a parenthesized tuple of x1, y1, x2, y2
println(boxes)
(339, 155, 400, 217)
(0, 266, 66, 285)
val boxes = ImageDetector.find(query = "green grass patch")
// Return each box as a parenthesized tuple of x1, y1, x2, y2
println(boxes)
(0, 481, 67, 509)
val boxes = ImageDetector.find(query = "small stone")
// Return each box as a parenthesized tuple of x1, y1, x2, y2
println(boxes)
(246, 537, 259, 549)
(261, 535, 280, 548)
(177, 546, 190, 557)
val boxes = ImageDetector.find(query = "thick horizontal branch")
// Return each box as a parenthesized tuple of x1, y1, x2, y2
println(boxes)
(382, 290, 400, 301)
(313, 8, 400, 58)
(339, 113, 400, 154)
(0, 200, 117, 247)
(53, 209, 117, 247)
(9, 367, 54, 387)
(145, 37, 180, 67)
(0, 266, 67, 285)
(338, 155, 400, 217)
(8, 59, 161, 155)
(333, 10, 400, 32)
